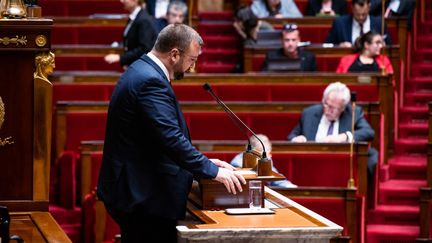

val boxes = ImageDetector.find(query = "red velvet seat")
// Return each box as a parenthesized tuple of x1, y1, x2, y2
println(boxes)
(53, 83, 115, 104)
(82, 191, 120, 243)
(39, 0, 124, 16)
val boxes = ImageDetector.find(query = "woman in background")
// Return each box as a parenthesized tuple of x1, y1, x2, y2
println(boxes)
(336, 31, 394, 73)
(305, 0, 347, 16)
(251, 0, 302, 18)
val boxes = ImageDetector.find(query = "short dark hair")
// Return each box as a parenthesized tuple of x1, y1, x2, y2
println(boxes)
(354, 30, 381, 52)
(153, 24, 203, 53)
(352, 0, 370, 6)
(234, 6, 258, 39)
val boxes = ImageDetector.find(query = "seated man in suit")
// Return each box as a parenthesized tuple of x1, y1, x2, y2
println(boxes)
(154, 0, 188, 32)
(262, 23, 317, 72)
(369, 0, 416, 30)
(325, 0, 391, 47)
(288, 82, 378, 175)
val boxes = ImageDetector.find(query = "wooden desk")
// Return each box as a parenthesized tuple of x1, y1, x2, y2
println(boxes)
(9, 212, 71, 243)
(178, 187, 344, 243)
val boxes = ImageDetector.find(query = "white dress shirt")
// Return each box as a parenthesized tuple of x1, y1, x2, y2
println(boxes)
(147, 52, 170, 82)
(154, 0, 169, 19)
(351, 16, 371, 43)
(124, 6, 142, 37)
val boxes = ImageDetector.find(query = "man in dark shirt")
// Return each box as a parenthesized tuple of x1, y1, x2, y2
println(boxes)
(262, 23, 317, 72)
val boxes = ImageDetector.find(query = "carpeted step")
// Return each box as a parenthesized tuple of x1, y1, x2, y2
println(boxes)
(411, 63, 432, 76)
(398, 121, 428, 138)
(367, 224, 419, 243)
(399, 106, 428, 123)
(416, 36, 432, 49)
(404, 90, 432, 106)
(197, 62, 237, 73)
(412, 49, 432, 62)
(368, 205, 419, 225)
(388, 155, 427, 180)
(407, 77, 432, 90)
(198, 11, 233, 21)
(394, 138, 427, 154)
(198, 21, 237, 36)
(379, 179, 426, 205)
(203, 36, 241, 49)
(419, 22, 432, 35)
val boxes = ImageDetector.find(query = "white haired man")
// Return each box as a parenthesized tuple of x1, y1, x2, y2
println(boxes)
(288, 81, 377, 175)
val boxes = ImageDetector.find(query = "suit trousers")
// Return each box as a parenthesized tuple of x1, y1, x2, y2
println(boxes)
(107, 206, 178, 243)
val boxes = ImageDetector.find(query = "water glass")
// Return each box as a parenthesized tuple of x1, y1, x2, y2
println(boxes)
(249, 180, 262, 209)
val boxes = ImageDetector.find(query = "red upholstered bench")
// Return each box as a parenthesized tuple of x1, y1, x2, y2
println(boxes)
(53, 83, 115, 104)
(52, 26, 123, 45)
(82, 191, 120, 243)
(55, 56, 123, 72)
(185, 112, 300, 140)
(39, 0, 124, 16)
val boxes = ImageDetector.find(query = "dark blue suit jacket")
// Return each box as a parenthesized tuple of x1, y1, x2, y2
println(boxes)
(97, 54, 219, 220)
(325, 15, 391, 45)
(121, 9, 157, 66)
(287, 104, 374, 142)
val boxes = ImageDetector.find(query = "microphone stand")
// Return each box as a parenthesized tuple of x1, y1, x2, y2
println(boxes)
(203, 83, 272, 175)
(347, 92, 357, 189)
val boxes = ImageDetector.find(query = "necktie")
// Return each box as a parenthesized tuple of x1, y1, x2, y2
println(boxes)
(359, 23, 364, 37)
(327, 121, 334, 136)
(123, 18, 132, 37)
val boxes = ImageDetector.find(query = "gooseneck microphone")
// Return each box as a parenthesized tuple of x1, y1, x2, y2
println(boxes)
(203, 83, 268, 159)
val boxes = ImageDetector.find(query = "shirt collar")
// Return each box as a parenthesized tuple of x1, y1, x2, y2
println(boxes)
(147, 52, 170, 82)
(353, 15, 370, 28)
(129, 6, 141, 21)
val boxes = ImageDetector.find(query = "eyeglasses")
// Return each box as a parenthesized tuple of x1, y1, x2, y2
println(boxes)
(323, 101, 343, 112)
(283, 23, 298, 31)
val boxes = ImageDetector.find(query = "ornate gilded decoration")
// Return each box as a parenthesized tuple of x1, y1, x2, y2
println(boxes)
(34, 51, 55, 84)
(0, 35, 27, 46)
(35, 35, 47, 47)
(0, 96, 14, 147)
(1, 0, 27, 18)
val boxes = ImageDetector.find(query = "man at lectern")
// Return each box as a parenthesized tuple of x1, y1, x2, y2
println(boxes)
(97, 24, 246, 243)
(288, 82, 378, 176)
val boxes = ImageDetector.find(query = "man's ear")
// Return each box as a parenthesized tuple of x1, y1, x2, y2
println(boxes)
(170, 48, 181, 63)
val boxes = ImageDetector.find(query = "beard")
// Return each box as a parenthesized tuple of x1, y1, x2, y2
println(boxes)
(173, 71, 184, 80)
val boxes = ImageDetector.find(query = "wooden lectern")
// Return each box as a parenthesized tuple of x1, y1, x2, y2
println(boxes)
(0, 19, 70, 242)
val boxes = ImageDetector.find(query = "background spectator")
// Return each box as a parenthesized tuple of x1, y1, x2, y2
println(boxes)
(251, 0, 303, 18)
(305, 0, 348, 16)
(325, 0, 391, 47)
(336, 30, 394, 73)
(262, 23, 317, 72)
(104, 0, 157, 68)
(154, 0, 188, 32)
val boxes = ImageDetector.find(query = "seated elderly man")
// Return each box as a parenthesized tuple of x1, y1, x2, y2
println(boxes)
(261, 23, 317, 72)
(288, 82, 378, 175)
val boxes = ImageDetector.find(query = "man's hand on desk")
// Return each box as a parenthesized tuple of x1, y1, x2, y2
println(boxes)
(210, 158, 235, 170)
(214, 167, 246, 195)
(322, 133, 348, 143)
(291, 135, 307, 143)
(339, 42, 352, 48)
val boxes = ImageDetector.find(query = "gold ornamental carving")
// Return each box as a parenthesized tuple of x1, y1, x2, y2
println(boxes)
(0, 96, 14, 147)
(0, 35, 27, 46)
(35, 35, 47, 47)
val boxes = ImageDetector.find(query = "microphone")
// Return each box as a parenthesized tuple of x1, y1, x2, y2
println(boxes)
(202, 83, 268, 159)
